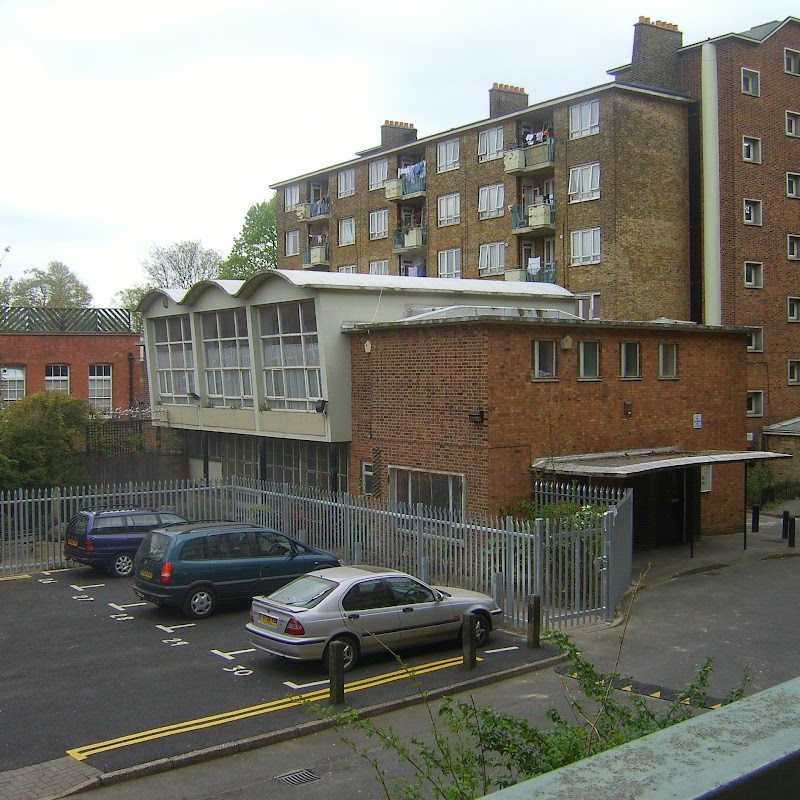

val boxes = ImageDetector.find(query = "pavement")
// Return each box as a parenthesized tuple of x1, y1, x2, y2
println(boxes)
(3, 502, 799, 800)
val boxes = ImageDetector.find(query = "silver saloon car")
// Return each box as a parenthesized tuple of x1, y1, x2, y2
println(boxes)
(246, 565, 503, 671)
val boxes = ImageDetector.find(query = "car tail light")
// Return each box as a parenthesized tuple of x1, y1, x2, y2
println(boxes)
(285, 618, 305, 636)
(85, 539, 94, 553)
(249, 607, 254, 623)
(160, 562, 173, 583)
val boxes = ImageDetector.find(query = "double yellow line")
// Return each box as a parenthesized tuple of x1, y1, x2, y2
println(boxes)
(68, 655, 471, 761)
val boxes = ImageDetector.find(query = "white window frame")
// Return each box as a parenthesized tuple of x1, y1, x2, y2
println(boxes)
(285, 229, 299, 257)
(437, 138, 460, 172)
(1, 365, 25, 401)
(369, 259, 389, 275)
(743, 199, 762, 226)
(478, 183, 505, 219)
(153, 315, 196, 404)
(477, 126, 504, 162)
(437, 248, 461, 279)
(568, 162, 600, 202)
(741, 68, 760, 96)
(369, 159, 388, 191)
(658, 343, 677, 379)
(788, 173, 800, 199)
(338, 167, 355, 198)
(788, 234, 800, 260)
(45, 364, 70, 393)
(569, 99, 600, 138)
(338, 217, 355, 246)
(620, 342, 640, 379)
(746, 390, 764, 417)
(742, 136, 761, 163)
(531, 340, 557, 380)
(789, 297, 800, 321)
(789, 360, 800, 385)
(478, 242, 505, 276)
(786, 111, 800, 137)
(577, 341, 600, 380)
(744, 261, 763, 288)
(785, 48, 800, 76)
(338, 264, 356, 274)
(437, 193, 461, 226)
(746, 328, 764, 352)
(368, 209, 389, 240)
(88, 363, 112, 412)
(570, 227, 601, 265)
(202, 309, 253, 408)
(576, 292, 601, 320)
(284, 185, 300, 211)
(361, 462, 374, 495)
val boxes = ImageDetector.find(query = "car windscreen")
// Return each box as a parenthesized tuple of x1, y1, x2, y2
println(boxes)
(267, 575, 337, 608)
(138, 531, 171, 560)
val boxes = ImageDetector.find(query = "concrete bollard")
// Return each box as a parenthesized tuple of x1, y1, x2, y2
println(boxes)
(751, 505, 760, 533)
(328, 640, 346, 706)
(462, 612, 477, 671)
(527, 595, 542, 649)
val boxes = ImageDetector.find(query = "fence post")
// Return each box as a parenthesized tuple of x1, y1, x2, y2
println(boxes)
(491, 572, 504, 620)
(505, 516, 515, 626)
(527, 595, 541, 648)
(415, 503, 425, 578)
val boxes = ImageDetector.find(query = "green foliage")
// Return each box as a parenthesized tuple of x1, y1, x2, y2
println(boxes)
(218, 194, 278, 279)
(0, 392, 93, 490)
(9, 261, 92, 307)
(746, 461, 773, 507)
(140, 240, 222, 289)
(505, 499, 609, 526)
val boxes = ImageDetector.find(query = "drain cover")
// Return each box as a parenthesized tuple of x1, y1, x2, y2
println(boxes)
(275, 769, 321, 786)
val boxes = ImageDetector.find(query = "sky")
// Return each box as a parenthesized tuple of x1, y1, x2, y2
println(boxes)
(1, 0, 797, 306)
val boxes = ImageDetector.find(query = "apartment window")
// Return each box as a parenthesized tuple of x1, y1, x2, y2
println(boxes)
(478, 242, 505, 276)
(658, 343, 677, 379)
(746, 390, 764, 417)
(389, 467, 464, 515)
(478, 183, 505, 219)
(742, 136, 761, 163)
(789, 297, 800, 321)
(746, 328, 764, 352)
(578, 341, 600, 380)
(477, 127, 504, 162)
(369, 209, 389, 240)
(88, 364, 112, 412)
(368, 159, 388, 190)
(788, 235, 800, 260)
(369, 259, 389, 275)
(788, 173, 800, 199)
(438, 248, 461, 279)
(338, 265, 356, 274)
(569, 99, 600, 138)
(570, 227, 601, 265)
(620, 342, 640, 379)
(153, 315, 195, 404)
(284, 185, 300, 211)
(531, 340, 557, 380)
(785, 48, 800, 75)
(437, 138, 460, 172)
(786, 111, 800, 136)
(285, 229, 299, 257)
(789, 360, 800, 385)
(741, 68, 760, 96)
(202, 308, 253, 408)
(361, 462, 374, 495)
(701, 464, 713, 493)
(338, 168, 355, 198)
(339, 217, 355, 246)
(743, 199, 762, 225)
(1, 366, 25, 401)
(260, 300, 321, 411)
(437, 193, 461, 226)
(45, 364, 70, 393)
(568, 162, 600, 202)
(576, 292, 601, 320)
(744, 261, 763, 288)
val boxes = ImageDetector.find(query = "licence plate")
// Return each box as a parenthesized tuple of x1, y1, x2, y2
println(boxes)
(140, 568, 153, 579)
(67, 538, 78, 547)
(259, 613, 278, 627)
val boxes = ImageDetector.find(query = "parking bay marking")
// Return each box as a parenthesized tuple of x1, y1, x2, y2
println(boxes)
(67, 654, 473, 761)
(109, 602, 148, 612)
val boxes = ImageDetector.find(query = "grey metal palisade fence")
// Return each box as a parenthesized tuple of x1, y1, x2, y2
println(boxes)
(0, 477, 633, 629)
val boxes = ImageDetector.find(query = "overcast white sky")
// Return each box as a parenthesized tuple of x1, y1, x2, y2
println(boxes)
(1, 0, 796, 305)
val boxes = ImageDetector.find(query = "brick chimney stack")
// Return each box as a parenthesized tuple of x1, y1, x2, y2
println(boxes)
(628, 17, 683, 91)
(381, 120, 417, 149)
(489, 83, 528, 118)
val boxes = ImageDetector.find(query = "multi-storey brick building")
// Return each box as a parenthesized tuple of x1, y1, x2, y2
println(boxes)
(271, 15, 800, 444)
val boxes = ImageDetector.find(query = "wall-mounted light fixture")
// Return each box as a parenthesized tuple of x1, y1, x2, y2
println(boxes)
(623, 400, 633, 417)
(189, 392, 201, 403)
(467, 409, 485, 424)
(315, 399, 328, 413)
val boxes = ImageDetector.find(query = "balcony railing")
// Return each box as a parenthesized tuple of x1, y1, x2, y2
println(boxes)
(504, 137, 555, 174)
(510, 200, 556, 231)
(392, 225, 427, 251)
(301, 242, 330, 267)
(296, 196, 330, 220)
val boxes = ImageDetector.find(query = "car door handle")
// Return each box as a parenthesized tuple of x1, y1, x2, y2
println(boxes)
(347, 613, 360, 620)
(402, 607, 414, 613)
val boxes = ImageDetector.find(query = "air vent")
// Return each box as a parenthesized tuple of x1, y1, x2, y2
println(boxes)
(275, 769, 321, 786)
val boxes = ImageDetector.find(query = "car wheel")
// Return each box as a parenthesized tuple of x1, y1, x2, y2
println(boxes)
(473, 612, 491, 647)
(183, 587, 217, 619)
(111, 553, 135, 578)
(324, 636, 359, 673)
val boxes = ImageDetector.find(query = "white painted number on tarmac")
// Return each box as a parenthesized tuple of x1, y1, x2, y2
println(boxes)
(38, 578, 58, 584)
(72, 595, 94, 601)
(223, 665, 253, 676)
(162, 637, 189, 647)
(110, 613, 135, 621)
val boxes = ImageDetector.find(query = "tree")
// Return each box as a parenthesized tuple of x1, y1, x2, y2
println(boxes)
(10, 261, 92, 307)
(218, 194, 278, 279)
(0, 392, 93, 490)
(112, 285, 150, 333)
(140, 241, 223, 289)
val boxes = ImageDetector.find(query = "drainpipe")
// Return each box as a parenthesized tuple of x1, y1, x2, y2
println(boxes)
(701, 41, 722, 325)
(127, 352, 134, 408)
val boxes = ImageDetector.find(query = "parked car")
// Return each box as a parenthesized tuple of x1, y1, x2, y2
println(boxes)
(133, 522, 342, 619)
(63, 508, 188, 577)
(246, 565, 503, 671)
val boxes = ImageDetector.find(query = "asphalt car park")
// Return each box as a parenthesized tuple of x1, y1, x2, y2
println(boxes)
(0, 565, 555, 777)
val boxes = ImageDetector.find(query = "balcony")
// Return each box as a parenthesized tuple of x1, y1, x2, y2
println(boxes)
(392, 225, 427, 253)
(504, 263, 556, 283)
(510, 200, 556, 235)
(504, 137, 554, 175)
(296, 196, 330, 221)
(301, 242, 330, 268)
(386, 161, 427, 202)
